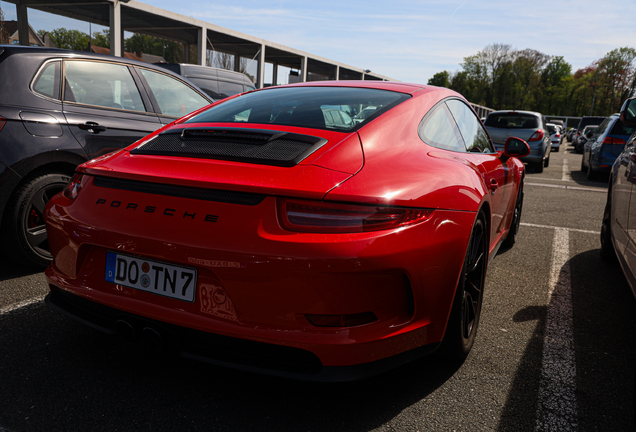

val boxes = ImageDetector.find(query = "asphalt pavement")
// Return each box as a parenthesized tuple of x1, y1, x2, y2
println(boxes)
(0, 141, 634, 431)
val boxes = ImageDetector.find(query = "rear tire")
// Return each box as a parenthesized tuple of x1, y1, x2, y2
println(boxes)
(440, 212, 488, 360)
(503, 179, 524, 249)
(587, 160, 597, 180)
(544, 152, 550, 168)
(600, 187, 616, 263)
(0, 173, 71, 268)
(534, 162, 544, 173)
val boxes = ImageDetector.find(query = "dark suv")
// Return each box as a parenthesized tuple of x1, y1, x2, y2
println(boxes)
(0, 45, 214, 267)
(155, 63, 255, 100)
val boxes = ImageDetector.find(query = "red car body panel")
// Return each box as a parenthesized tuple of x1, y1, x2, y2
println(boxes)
(44, 81, 525, 380)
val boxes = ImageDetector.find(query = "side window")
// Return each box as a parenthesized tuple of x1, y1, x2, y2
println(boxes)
(187, 77, 219, 100)
(33, 61, 61, 100)
(139, 68, 210, 117)
(446, 99, 493, 153)
(64, 61, 146, 112)
(594, 118, 611, 137)
(218, 81, 244, 99)
(418, 103, 465, 152)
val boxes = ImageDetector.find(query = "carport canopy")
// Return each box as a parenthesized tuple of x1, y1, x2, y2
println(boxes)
(3, 0, 393, 87)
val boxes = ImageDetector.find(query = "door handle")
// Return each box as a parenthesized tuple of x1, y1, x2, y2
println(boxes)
(78, 122, 107, 133)
(490, 178, 498, 193)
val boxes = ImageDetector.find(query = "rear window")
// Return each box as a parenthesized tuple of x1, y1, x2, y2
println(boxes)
(484, 113, 539, 129)
(577, 117, 606, 131)
(185, 86, 410, 132)
(547, 124, 557, 134)
(610, 118, 636, 136)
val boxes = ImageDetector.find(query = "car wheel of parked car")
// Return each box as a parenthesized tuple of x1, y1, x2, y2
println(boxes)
(600, 187, 616, 263)
(587, 160, 597, 180)
(544, 152, 550, 168)
(503, 180, 524, 249)
(440, 212, 487, 360)
(533, 162, 544, 173)
(581, 157, 586, 172)
(1, 173, 71, 268)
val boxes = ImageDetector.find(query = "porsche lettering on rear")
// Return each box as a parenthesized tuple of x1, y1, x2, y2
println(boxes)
(95, 198, 219, 222)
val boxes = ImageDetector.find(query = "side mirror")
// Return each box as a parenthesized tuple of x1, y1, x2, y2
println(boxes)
(620, 97, 636, 126)
(503, 137, 531, 159)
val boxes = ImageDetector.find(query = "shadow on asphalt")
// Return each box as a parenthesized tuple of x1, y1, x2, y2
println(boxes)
(497, 248, 635, 431)
(0, 261, 44, 283)
(0, 300, 464, 431)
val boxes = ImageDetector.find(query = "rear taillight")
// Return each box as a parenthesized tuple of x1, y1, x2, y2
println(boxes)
(0, 116, 6, 132)
(602, 137, 626, 145)
(63, 173, 85, 200)
(529, 129, 544, 142)
(278, 198, 434, 233)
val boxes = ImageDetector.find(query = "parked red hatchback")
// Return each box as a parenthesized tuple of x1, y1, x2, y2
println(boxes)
(44, 81, 529, 381)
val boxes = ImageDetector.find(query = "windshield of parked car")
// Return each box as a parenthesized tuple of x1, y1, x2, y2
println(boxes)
(484, 113, 539, 129)
(185, 86, 410, 132)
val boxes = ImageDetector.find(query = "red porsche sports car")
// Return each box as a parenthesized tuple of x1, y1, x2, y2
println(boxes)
(44, 81, 529, 381)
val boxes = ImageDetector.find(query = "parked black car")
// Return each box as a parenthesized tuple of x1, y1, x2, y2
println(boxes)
(0, 45, 214, 267)
(573, 116, 607, 146)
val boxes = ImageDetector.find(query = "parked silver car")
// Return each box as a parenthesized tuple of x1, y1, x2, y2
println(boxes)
(484, 110, 551, 172)
(546, 122, 561, 152)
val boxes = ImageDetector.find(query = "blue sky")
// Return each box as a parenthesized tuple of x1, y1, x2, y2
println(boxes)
(3, 0, 636, 84)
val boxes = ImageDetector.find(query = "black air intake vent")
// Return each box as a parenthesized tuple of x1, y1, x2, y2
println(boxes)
(131, 127, 328, 167)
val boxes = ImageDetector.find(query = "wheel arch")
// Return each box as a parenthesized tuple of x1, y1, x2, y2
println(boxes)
(0, 151, 87, 231)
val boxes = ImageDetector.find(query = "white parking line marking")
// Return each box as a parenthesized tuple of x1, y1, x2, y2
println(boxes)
(535, 228, 578, 431)
(0, 296, 44, 315)
(562, 159, 570, 182)
(525, 182, 604, 193)
(521, 222, 599, 235)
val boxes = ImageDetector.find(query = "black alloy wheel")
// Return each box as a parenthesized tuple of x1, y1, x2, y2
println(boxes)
(1, 173, 71, 268)
(441, 212, 488, 360)
(503, 179, 524, 248)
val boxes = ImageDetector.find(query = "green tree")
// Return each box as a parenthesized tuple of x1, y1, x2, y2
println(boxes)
(427, 71, 450, 88)
(124, 33, 184, 63)
(45, 28, 90, 51)
(91, 29, 110, 48)
(540, 56, 572, 115)
(595, 47, 636, 114)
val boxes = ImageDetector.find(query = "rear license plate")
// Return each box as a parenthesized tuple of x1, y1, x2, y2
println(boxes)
(105, 252, 197, 302)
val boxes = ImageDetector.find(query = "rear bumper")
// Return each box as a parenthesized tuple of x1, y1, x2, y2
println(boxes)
(45, 288, 440, 382)
(44, 178, 476, 375)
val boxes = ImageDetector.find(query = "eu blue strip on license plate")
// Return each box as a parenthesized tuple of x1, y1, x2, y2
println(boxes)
(105, 252, 197, 302)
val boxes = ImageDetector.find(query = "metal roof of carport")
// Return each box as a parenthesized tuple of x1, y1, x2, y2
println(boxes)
(4, 0, 394, 86)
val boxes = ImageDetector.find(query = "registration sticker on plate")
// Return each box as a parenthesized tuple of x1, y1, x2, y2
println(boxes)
(105, 252, 197, 302)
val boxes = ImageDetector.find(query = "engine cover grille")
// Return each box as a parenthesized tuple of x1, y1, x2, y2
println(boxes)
(131, 127, 328, 167)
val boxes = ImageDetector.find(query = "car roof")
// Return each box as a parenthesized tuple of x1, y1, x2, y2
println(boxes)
(487, 110, 542, 116)
(276, 80, 425, 95)
(0, 44, 173, 71)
